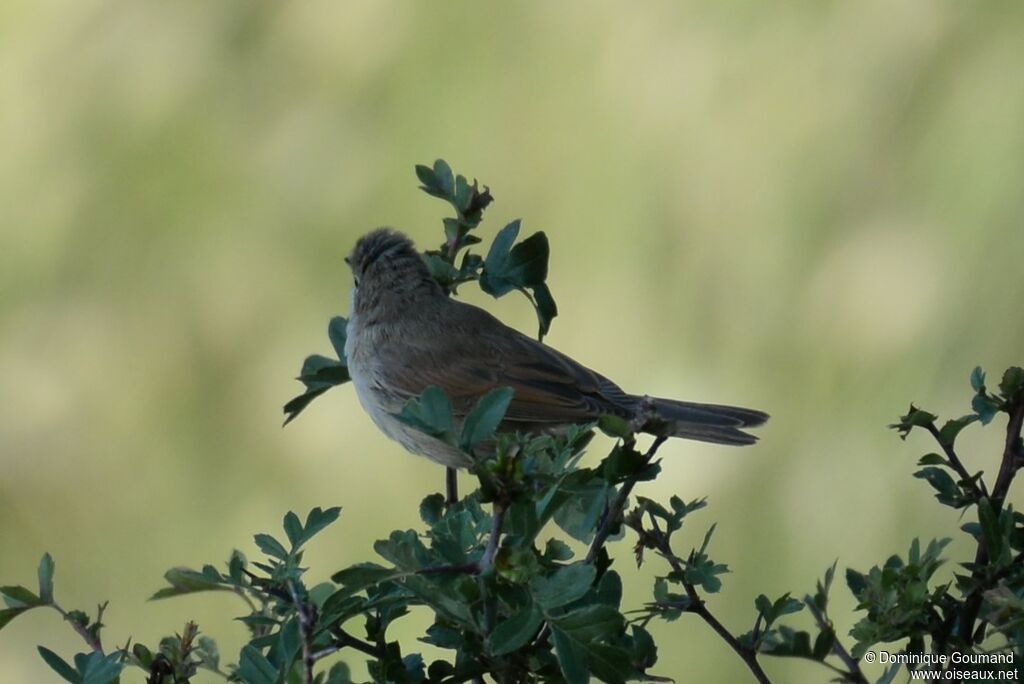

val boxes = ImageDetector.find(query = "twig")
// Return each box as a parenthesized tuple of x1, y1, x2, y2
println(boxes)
(480, 501, 507, 572)
(804, 597, 868, 683)
(924, 423, 989, 499)
(957, 399, 1024, 650)
(648, 515, 772, 684)
(446, 467, 459, 505)
(990, 399, 1024, 508)
(288, 581, 316, 684)
(585, 436, 667, 564)
(319, 627, 385, 660)
(533, 436, 668, 650)
(418, 562, 480, 576)
(51, 603, 104, 654)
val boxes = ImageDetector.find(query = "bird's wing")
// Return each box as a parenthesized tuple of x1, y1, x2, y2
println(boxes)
(370, 305, 632, 426)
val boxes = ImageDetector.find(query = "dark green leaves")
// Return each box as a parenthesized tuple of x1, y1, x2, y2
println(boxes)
(460, 387, 514, 451)
(282, 506, 342, 553)
(889, 404, 938, 439)
(479, 220, 558, 338)
(489, 601, 544, 656)
(36, 648, 123, 684)
(970, 365, 1024, 424)
(237, 645, 277, 684)
(394, 385, 455, 441)
(549, 605, 629, 684)
(38, 553, 55, 604)
(283, 316, 350, 425)
(531, 563, 596, 610)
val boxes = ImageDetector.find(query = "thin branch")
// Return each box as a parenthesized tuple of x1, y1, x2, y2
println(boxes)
(51, 603, 104, 654)
(480, 501, 507, 572)
(957, 399, 1024, 648)
(534, 436, 668, 650)
(288, 581, 316, 684)
(990, 399, 1024, 507)
(418, 562, 480, 576)
(804, 597, 868, 683)
(649, 516, 772, 684)
(326, 627, 386, 660)
(924, 422, 989, 499)
(585, 436, 667, 564)
(446, 467, 460, 505)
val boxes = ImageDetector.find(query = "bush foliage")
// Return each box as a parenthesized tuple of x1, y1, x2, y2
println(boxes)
(3, 161, 1022, 683)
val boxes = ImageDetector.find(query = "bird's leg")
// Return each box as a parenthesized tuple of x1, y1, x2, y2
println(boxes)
(445, 466, 459, 506)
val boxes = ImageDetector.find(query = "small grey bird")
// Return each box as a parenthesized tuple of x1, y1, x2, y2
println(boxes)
(344, 228, 767, 468)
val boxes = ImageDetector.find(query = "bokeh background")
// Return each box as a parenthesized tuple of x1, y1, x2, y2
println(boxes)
(3, 1, 1023, 681)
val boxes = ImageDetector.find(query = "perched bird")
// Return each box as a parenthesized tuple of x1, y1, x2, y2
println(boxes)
(344, 228, 767, 468)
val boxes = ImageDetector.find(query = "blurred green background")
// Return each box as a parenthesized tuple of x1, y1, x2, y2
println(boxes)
(2, 1, 1023, 681)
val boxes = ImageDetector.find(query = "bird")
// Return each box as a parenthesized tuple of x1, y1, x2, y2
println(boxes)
(343, 228, 767, 469)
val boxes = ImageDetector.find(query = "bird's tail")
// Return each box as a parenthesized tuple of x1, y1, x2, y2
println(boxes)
(641, 397, 769, 446)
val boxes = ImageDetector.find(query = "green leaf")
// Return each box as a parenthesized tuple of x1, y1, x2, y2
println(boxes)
(552, 480, 610, 544)
(328, 563, 404, 601)
(326, 661, 353, 684)
(531, 563, 597, 610)
(419, 493, 446, 526)
(917, 452, 948, 466)
(480, 220, 522, 297)
(150, 567, 231, 600)
(490, 601, 544, 656)
(460, 387, 514, 450)
(812, 627, 835, 660)
(289, 506, 342, 551)
(282, 386, 331, 426)
(480, 223, 552, 296)
(550, 605, 626, 684)
(0, 585, 43, 608)
(283, 512, 303, 549)
(424, 253, 459, 287)
(433, 159, 455, 197)
(37, 553, 55, 604)
(890, 405, 937, 439)
(37, 646, 79, 684)
(544, 539, 575, 562)
(977, 498, 1004, 561)
(845, 568, 867, 598)
(970, 366, 986, 392)
(415, 164, 437, 192)
(533, 282, 558, 338)
(253, 533, 289, 560)
(597, 415, 632, 439)
(79, 651, 123, 684)
(999, 366, 1024, 398)
(394, 385, 455, 440)
(939, 415, 977, 445)
(973, 384, 1001, 424)
(327, 316, 348, 361)
(913, 467, 963, 507)
(237, 645, 278, 684)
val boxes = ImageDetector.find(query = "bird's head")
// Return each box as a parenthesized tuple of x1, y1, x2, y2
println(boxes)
(346, 228, 440, 314)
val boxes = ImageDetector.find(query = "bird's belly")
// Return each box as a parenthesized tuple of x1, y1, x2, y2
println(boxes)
(349, 360, 473, 469)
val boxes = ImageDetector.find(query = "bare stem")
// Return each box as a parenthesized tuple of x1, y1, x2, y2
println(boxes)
(924, 422, 988, 499)
(804, 597, 868, 683)
(585, 436, 667, 564)
(480, 501, 507, 573)
(957, 399, 1024, 645)
(446, 467, 459, 505)
(649, 515, 772, 684)
(288, 581, 316, 684)
(51, 603, 103, 655)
